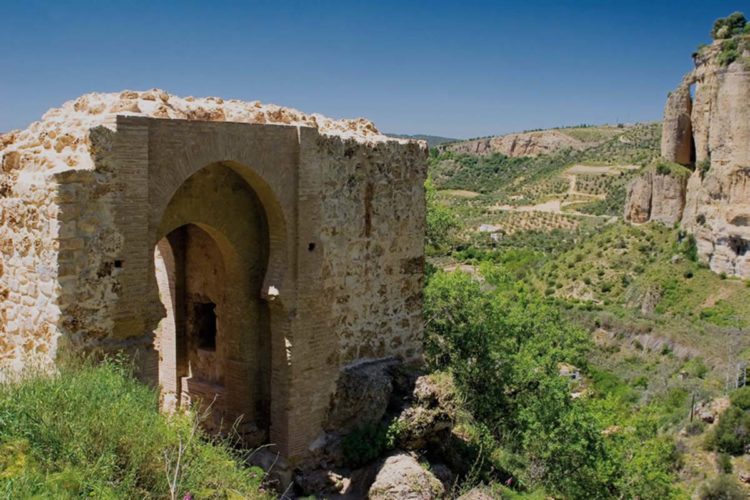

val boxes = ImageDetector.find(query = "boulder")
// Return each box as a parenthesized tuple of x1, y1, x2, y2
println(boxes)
(246, 447, 293, 493)
(457, 486, 498, 499)
(393, 374, 456, 450)
(327, 358, 400, 433)
(294, 468, 349, 496)
(368, 453, 445, 500)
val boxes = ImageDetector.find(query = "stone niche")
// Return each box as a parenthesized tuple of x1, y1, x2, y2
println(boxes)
(0, 92, 428, 460)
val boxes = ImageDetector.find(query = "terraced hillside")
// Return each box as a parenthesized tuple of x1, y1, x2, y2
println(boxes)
(427, 120, 750, 496)
(429, 122, 660, 244)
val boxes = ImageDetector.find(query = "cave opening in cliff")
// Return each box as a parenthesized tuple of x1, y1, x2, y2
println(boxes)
(728, 235, 750, 256)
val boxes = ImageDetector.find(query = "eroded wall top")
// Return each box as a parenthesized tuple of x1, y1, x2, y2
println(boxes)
(0, 89, 410, 175)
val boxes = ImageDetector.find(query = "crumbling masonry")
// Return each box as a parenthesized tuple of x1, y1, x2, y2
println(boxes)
(0, 90, 427, 458)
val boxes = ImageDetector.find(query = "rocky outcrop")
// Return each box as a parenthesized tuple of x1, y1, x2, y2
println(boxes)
(676, 37, 750, 278)
(626, 24, 750, 278)
(368, 453, 445, 500)
(391, 373, 456, 451)
(624, 167, 689, 225)
(442, 129, 589, 157)
(458, 487, 497, 499)
(326, 358, 400, 433)
(661, 82, 694, 165)
(624, 174, 653, 223)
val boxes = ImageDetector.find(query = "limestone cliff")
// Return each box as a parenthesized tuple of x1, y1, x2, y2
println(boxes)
(624, 166, 689, 226)
(442, 129, 590, 157)
(679, 36, 750, 278)
(625, 23, 750, 278)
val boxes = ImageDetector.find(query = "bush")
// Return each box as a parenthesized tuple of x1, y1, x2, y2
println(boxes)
(698, 474, 745, 500)
(711, 12, 746, 40)
(684, 419, 706, 436)
(424, 270, 619, 497)
(679, 234, 699, 262)
(341, 422, 395, 467)
(730, 386, 750, 410)
(683, 357, 709, 379)
(716, 452, 733, 473)
(426, 177, 460, 252)
(697, 159, 711, 178)
(718, 38, 741, 67)
(0, 361, 268, 498)
(704, 405, 750, 455)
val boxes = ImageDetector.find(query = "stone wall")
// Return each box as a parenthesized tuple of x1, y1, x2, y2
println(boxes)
(318, 136, 426, 364)
(0, 167, 60, 376)
(0, 90, 428, 459)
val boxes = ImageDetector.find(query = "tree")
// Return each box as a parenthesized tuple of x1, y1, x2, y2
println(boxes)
(425, 177, 459, 251)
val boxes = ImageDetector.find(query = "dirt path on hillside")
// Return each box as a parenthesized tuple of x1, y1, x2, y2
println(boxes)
(491, 164, 639, 216)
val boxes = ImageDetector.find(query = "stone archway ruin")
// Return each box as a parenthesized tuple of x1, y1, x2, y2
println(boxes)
(0, 91, 428, 459)
(153, 162, 271, 441)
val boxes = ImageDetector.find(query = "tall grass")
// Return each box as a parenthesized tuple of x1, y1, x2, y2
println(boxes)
(0, 360, 269, 499)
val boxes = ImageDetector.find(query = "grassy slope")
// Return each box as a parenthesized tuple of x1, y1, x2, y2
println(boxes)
(0, 361, 270, 499)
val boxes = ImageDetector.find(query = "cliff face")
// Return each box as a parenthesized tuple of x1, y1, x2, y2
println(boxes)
(624, 168, 688, 226)
(679, 41, 750, 278)
(661, 83, 693, 166)
(625, 32, 750, 278)
(442, 129, 589, 157)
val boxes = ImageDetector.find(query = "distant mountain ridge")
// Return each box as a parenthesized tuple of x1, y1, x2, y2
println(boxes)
(438, 123, 657, 158)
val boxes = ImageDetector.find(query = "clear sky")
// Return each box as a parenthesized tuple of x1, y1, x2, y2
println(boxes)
(0, 0, 744, 138)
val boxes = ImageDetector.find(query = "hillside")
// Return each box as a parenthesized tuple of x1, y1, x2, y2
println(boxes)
(426, 111, 750, 494)
(439, 123, 655, 158)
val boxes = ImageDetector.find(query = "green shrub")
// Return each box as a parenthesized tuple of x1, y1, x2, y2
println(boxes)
(683, 357, 709, 379)
(684, 419, 706, 436)
(426, 177, 460, 252)
(341, 422, 393, 467)
(730, 386, 750, 410)
(679, 234, 699, 262)
(632, 375, 649, 389)
(697, 159, 711, 178)
(0, 361, 268, 499)
(711, 12, 746, 40)
(654, 161, 691, 178)
(698, 474, 745, 500)
(704, 406, 750, 455)
(718, 38, 741, 66)
(424, 270, 619, 498)
(716, 452, 733, 473)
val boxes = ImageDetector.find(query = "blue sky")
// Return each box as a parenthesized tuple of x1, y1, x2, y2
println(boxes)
(0, 1, 744, 138)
